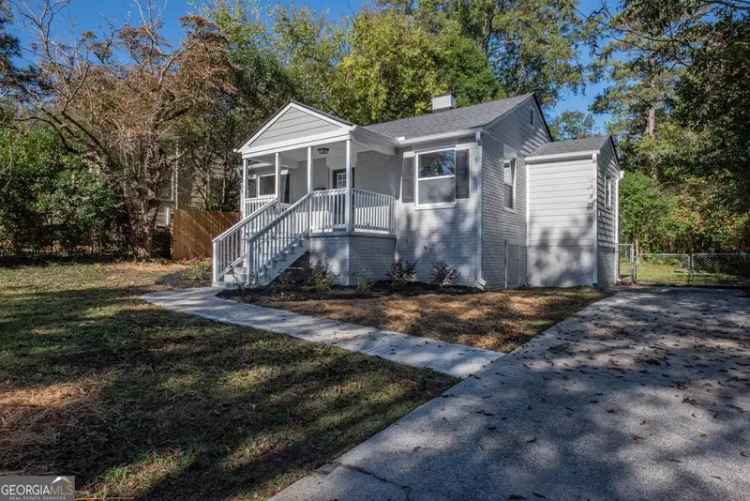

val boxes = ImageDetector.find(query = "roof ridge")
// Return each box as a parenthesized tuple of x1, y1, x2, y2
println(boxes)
(365, 93, 533, 129)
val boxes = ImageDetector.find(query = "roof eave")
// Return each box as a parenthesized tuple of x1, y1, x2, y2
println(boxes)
(395, 128, 479, 146)
(525, 150, 599, 163)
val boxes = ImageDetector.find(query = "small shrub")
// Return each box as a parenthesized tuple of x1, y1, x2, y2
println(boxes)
(431, 261, 458, 287)
(387, 259, 416, 289)
(355, 276, 371, 294)
(184, 260, 211, 283)
(306, 262, 335, 292)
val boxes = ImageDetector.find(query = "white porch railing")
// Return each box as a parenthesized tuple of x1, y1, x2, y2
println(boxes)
(245, 196, 275, 217)
(309, 188, 347, 232)
(245, 193, 312, 282)
(353, 188, 396, 234)
(213, 188, 397, 286)
(212, 199, 285, 285)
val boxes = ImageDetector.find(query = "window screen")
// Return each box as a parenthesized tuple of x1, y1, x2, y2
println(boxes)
(259, 175, 275, 196)
(418, 177, 456, 204)
(418, 150, 456, 205)
(246, 178, 258, 199)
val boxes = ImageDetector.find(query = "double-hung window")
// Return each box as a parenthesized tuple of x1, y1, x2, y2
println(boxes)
(246, 174, 276, 199)
(246, 177, 258, 199)
(413, 148, 470, 207)
(503, 159, 516, 209)
(606, 175, 613, 208)
(258, 174, 276, 197)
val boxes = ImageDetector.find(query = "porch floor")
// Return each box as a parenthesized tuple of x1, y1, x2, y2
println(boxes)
(144, 288, 501, 378)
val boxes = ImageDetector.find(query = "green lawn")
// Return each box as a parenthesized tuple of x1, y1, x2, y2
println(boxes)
(624, 259, 749, 286)
(0, 261, 454, 500)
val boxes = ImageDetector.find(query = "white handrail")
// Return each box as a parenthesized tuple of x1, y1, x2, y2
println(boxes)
(245, 196, 275, 217)
(213, 188, 398, 286)
(212, 199, 283, 285)
(353, 188, 396, 233)
(244, 193, 312, 284)
(309, 188, 347, 232)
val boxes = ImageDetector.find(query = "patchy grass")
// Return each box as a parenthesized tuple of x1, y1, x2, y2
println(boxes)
(0, 261, 453, 500)
(232, 286, 607, 352)
(634, 260, 747, 286)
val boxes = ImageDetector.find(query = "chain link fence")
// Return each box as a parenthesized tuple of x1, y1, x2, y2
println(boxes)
(619, 246, 750, 286)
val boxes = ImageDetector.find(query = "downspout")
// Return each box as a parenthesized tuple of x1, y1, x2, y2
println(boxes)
(475, 130, 485, 288)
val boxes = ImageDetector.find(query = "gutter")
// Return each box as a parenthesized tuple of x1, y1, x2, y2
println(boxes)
(395, 129, 478, 146)
(525, 150, 598, 163)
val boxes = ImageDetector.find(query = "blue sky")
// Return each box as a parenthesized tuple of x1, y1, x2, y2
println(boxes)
(10, 0, 610, 131)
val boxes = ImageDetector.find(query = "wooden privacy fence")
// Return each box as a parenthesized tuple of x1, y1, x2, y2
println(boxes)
(171, 209, 241, 260)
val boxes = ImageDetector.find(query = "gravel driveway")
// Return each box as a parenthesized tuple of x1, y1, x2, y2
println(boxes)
(274, 287, 750, 501)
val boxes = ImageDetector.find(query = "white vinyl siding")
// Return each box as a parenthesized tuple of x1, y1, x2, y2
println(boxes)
(481, 98, 549, 288)
(596, 140, 620, 287)
(250, 107, 343, 148)
(527, 156, 597, 287)
(395, 139, 481, 285)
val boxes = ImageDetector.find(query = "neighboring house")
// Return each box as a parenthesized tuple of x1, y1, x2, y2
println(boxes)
(156, 161, 241, 228)
(212, 93, 622, 289)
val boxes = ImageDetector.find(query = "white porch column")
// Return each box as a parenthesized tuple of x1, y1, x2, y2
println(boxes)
(306, 146, 313, 234)
(274, 152, 281, 201)
(241, 158, 247, 217)
(307, 146, 313, 194)
(345, 138, 353, 232)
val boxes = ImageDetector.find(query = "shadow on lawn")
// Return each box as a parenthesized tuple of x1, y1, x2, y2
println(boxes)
(1, 283, 452, 499)
(243, 287, 605, 352)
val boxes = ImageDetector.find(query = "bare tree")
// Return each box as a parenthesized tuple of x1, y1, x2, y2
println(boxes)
(17, 0, 234, 256)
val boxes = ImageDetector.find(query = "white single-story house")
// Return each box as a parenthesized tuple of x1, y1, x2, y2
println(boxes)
(212, 93, 622, 289)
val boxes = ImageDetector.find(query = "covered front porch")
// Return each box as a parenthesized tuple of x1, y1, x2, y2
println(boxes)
(241, 136, 399, 235)
(213, 102, 401, 288)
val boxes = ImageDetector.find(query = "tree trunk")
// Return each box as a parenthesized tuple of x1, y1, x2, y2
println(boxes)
(121, 180, 160, 258)
(646, 106, 656, 136)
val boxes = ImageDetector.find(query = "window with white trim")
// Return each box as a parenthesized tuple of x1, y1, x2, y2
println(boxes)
(503, 159, 516, 209)
(258, 174, 276, 197)
(246, 177, 258, 199)
(416, 149, 457, 205)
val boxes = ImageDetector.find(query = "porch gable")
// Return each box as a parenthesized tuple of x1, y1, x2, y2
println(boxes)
(238, 102, 353, 155)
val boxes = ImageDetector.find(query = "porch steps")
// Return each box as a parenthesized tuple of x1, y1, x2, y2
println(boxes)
(219, 237, 306, 288)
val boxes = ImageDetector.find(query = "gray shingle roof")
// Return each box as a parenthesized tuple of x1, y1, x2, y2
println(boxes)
(363, 94, 534, 139)
(531, 135, 610, 157)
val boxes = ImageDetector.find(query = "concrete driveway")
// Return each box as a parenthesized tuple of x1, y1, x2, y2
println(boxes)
(274, 288, 750, 501)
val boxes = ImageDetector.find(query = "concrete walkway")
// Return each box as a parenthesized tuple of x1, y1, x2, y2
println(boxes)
(274, 288, 750, 501)
(144, 288, 500, 378)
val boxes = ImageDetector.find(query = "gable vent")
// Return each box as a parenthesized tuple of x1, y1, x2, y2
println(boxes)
(432, 93, 455, 112)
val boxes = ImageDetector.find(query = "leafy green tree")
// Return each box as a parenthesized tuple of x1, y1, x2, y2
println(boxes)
(549, 111, 595, 140)
(596, 0, 750, 250)
(0, 0, 35, 97)
(333, 10, 500, 124)
(0, 124, 119, 254)
(381, 0, 596, 108)
(18, 2, 234, 257)
(619, 171, 675, 253)
(273, 6, 345, 110)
